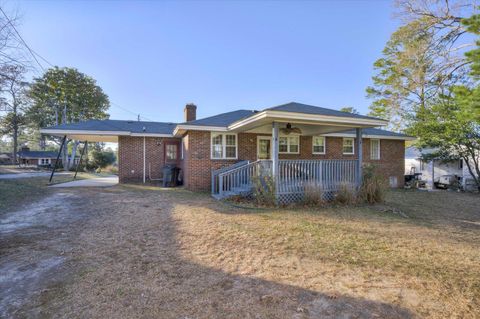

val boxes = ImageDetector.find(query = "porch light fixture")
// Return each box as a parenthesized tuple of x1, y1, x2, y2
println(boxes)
(280, 123, 302, 135)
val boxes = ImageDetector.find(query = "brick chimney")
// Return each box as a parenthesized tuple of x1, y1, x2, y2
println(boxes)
(184, 103, 197, 122)
(20, 146, 30, 152)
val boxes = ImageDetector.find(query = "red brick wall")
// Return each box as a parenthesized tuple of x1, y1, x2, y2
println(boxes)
(182, 131, 405, 191)
(118, 136, 181, 183)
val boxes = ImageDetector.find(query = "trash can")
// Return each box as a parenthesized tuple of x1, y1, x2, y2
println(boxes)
(162, 164, 176, 187)
(172, 167, 181, 186)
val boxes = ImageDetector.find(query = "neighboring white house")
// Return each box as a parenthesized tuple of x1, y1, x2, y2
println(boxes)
(405, 146, 464, 189)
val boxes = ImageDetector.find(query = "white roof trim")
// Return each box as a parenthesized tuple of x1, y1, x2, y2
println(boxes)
(130, 133, 173, 137)
(173, 124, 228, 136)
(40, 129, 173, 138)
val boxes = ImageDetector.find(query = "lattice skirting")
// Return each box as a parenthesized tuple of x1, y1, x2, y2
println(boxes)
(277, 190, 337, 205)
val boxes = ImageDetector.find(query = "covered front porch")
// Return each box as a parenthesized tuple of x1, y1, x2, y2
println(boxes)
(211, 113, 377, 203)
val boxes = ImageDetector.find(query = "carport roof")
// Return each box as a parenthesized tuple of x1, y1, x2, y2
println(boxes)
(44, 119, 177, 135)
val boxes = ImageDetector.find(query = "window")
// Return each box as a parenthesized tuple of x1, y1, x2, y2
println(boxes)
(370, 139, 380, 160)
(342, 138, 354, 154)
(181, 137, 185, 160)
(211, 133, 237, 159)
(166, 144, 177, 160)
(39, 158, 50, 165)
(279, 136, 300, 154)
(312, 136, 326, 154)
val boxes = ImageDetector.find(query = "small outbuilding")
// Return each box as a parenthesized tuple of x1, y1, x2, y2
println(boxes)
(17, 147, 60, 167)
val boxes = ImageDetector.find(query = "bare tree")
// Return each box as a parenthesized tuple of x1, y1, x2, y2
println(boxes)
(0, 64, 29, 164)
(395, 0, 476, 83)
(0, 6, 30, 76)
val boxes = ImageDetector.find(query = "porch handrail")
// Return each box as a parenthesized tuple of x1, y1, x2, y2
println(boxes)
(214, 160, 272, 198)
(211, 160, 249, 194)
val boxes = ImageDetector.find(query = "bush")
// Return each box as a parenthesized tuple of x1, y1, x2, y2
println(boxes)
(302, 182, 327, 206)
(103, 165, 118, 174)
(251, 173, 276, 206)
(89, 150, 116, 172)
(333, 182, 357, 205)
(357, 164, 388, 204)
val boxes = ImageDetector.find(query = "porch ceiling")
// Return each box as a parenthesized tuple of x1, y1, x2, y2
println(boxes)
(241, 122, 375, 136)
(43, 132, 119, 143)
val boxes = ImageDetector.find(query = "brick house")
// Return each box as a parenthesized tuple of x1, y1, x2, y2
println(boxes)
(17, 147, 60, 167)
(41, 102, 413, 201)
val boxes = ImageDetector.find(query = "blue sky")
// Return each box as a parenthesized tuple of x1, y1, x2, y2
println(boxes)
(16, 0, 398, 123)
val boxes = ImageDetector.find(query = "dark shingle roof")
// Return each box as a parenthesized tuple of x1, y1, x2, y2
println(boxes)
(42, 102, 397, 136)
(17, 150, 58, 158)
(45, 119, 177, 135)
(335, 128, 412, 138)
(181, 110, 257, 127)
(265, 102, 382, 121)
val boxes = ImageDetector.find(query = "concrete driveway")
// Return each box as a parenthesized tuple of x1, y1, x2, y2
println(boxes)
(50, 176, 118, 188)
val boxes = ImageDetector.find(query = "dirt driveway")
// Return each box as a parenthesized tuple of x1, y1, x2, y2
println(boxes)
(1, 185, 479, 318)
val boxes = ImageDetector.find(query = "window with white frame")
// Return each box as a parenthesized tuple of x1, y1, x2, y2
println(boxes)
(211, 133, 237, 159)
(279, 136, 299, 154)
(39, 158, 50, 165)
(181, 137, 185, 160)
(166, 144, 177, 160)
(312, 136, 326, 154)
(342, 138, 354, 154)
(370, 139, 380, 160)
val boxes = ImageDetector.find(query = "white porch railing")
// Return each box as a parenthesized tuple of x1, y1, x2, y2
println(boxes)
(277, 159, 357, 195)
(212, 159, 358, 201)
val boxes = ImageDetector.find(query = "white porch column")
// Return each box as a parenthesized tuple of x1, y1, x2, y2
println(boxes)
(272, 122, 279, 202)
(356, 128, 363, 187)
(272, 122, 279, 177)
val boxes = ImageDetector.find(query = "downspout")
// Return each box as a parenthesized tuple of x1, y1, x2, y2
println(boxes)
(143, 136, 146, 184)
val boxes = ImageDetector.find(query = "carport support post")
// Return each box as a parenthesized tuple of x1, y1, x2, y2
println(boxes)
(49, 135, 66, 183)
(356, 128, 363, 188)
(74, 141, 87, 180)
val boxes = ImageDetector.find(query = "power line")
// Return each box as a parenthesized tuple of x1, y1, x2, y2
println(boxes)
(0, 8, 152, 123)
(0, 7, 49, 72)
(110, 101, 155, 122)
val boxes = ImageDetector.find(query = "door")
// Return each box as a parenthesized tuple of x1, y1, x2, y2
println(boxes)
(257, 137, 272, 160)
(164, 141, 180, 166)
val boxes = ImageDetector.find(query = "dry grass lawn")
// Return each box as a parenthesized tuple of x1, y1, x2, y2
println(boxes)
(9, 186, 480, 318)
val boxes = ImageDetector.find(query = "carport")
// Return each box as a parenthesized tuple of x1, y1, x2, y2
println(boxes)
(40, 119, 176, 185)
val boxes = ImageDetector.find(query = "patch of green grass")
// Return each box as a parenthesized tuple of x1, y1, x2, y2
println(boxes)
(0, 173, 93, 213)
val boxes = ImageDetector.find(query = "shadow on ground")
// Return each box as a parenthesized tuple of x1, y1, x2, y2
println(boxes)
(2, 186, 416, 318)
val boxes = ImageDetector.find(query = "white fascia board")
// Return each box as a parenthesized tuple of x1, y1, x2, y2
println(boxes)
(173, 124, 228, 137)
(322, 132, 415, 141)
(227, 110, 388, 131)
(40, 129, 130, 136)
(40, 129, 174, 138)
(175, 124, 228, 131)
(130, 133, 173, 137)
(228, 111, 268, 130)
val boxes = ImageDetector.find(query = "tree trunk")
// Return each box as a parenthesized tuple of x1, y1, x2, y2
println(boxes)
(11, 102, 18, 165)
(70, 140, 80, 170)
(463, 155, 480, 190)
(12, 126, 17, 165)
